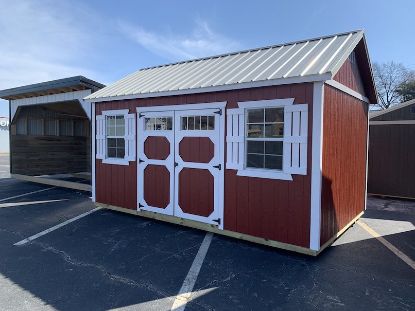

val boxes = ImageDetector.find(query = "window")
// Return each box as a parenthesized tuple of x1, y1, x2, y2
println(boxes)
(145, 117, 172, 131)
(106, 115, 125, 159)
(16, 118, 27, 135)
(28, 119, 44, 136)
(74, 119, 88, 137)
(96, 109, 136, 165)
(246, 108, 284, 170)
(181, 115, 214, 130)
(59, 119, 73, 136)
(226, 99, 308, 180)
(45, 120, 58, 136)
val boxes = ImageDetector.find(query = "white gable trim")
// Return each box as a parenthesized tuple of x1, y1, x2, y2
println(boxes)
(85, 73, 332, 103)
(325, 79, 369, 103)
(10, 89, 92, 121)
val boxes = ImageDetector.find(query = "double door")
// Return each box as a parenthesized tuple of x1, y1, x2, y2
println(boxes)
(137, 107, 224, 227)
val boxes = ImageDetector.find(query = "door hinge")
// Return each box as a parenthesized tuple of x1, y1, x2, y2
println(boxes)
(138, 203, 144, 208)
(139, 158, 145, 164)
(212, 218, 221, 225)
(139, 112, 144, 118)
(213, 164, 221, 170)
(214, 109, 222, 116)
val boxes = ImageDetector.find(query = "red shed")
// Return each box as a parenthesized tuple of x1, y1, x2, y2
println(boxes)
(85, 30, 377, 255)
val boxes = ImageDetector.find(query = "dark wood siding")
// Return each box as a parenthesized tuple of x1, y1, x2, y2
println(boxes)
(95, 83, 313, 248)
(333, 53, 366, 96)
(320, 85, 368, 246)
(10, 102, 90, 176)
(368, 124, 415, 198)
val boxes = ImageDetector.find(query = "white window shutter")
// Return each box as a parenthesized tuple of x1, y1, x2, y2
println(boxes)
(96, 115, 105, 159)
(226, 108, 245, 170)
(283, 104, 308, 175)
(125, 113, 136, 161)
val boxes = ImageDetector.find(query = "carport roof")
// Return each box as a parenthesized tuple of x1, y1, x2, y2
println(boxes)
(0, 76, 105, 100)
(85, 30, 376, 103)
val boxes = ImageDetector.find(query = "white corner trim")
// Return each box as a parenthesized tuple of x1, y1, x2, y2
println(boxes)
(364, 108, 369, 211)
(136, 101, 226, 113)
(102, 158, 130, 166)
(325, 79, 369, 103)
(370, 120, 415, 125)
(310, 82, 324, 251)
(236, 169, 293, 181)
(102, 109, 130, 116)
(237, 98, 294, 108)
(84, 73, 332, 103)
(92, 103, 96, 202)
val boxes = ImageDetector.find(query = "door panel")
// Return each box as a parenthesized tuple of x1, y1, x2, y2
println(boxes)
(137, 107, 224, 228)
(137, 111, 174, 215)
(174, 109, 223, 226)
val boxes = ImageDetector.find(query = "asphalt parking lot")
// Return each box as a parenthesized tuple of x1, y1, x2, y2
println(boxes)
(0, 176, 414, 310)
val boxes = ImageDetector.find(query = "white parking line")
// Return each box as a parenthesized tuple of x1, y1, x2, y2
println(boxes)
(0, 199, 67, 208)
(171, 232, 213, 311)
(0, 187, 55, 202)
(358, 221, 415, 270)
(14, 207, 101, 246)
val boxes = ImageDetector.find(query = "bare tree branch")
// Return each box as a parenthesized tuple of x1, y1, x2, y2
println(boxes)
(373, 61, 415, 109)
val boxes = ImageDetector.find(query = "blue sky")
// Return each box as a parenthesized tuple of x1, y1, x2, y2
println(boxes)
(1, 0, 414, 116)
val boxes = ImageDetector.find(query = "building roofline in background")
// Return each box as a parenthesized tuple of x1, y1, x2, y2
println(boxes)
(0, 76, 105, 100)
(369, 99, 415, 119)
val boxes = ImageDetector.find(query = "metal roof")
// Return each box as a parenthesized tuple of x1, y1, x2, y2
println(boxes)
(0, 76, 105, 100)
(85, 30, 365, 102)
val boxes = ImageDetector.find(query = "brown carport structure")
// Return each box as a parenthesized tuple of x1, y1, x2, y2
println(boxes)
(0, 76, 104, 191)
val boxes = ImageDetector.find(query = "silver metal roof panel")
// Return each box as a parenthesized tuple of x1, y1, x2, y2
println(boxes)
(85, 30, 365, 101)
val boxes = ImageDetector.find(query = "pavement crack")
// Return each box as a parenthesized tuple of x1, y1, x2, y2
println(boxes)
(32, 241, 171, 299)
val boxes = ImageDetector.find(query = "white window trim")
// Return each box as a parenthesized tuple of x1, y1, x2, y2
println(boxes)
(237, 98, 294, 181)
(102, 109, 130, 165)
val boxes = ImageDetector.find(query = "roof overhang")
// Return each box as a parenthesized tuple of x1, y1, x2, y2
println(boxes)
(0, 76, 105, 100)
(84, 73, 332, 103)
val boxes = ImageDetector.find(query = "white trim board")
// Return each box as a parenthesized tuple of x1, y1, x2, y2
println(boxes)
(309, 82, 324, 251)
(136, 102, 226, 113)
(10, 89, 92, 121)
(238, 98, 294, 108)
(370, 120, 415, 125)
(85, 74, 332, 103)
(325, 80, 369, 103)
(91, 103, 96, 202)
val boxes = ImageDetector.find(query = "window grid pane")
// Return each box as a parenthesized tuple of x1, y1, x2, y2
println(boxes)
(106, 115, 126, 159)
(181, 115, 215, 130)
(245, 107, 284, 171)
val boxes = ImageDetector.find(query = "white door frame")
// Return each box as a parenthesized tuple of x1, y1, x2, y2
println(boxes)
(136, 102, 226, 229)
(174, 108, 223, 228)
(137, 110, 175, 216)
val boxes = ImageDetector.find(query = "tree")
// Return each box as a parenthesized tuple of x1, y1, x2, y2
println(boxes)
(373, 62, 415, 109)
(397, 80, 415, 102)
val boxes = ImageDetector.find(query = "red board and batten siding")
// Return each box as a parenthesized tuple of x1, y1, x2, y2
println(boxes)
(320, 85, 368, 246)
(95, 83, 314, 248)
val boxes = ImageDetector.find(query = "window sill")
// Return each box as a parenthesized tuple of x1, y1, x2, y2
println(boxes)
(236, 168, 293, 181)
(102, 158, 130, 166)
